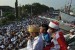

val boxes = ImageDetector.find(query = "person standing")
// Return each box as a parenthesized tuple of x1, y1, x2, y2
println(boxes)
(48, 21, 68, 50)
(39, 24, 51, 50)
(27, 25, 43, 50)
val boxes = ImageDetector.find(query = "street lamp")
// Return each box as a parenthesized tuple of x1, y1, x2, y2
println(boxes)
(31, 4, 35, 16)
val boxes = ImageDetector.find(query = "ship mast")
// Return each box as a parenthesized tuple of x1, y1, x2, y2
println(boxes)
(69, 0, 72, 13)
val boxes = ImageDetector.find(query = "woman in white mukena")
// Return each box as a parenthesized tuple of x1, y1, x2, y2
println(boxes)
(27, 25, 43, 50)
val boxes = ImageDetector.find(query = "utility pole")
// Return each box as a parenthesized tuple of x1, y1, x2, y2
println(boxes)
(31, 5, 32, 17)
(69, 0, 72, 13)
(15, 0, 18, 19)
(0, 10, 3, 16)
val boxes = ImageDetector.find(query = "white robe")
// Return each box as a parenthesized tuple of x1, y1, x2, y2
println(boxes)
(27, 36, 43, 50)
(50, 31, 68, 50)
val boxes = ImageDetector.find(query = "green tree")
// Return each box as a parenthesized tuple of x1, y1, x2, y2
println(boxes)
(6, 13, 16, 21)
(49, 7, 54, 11)
(32, 3, 50, 15)
(1, 18, 7, 25)
(21, 3, 50, 16)
(3, 12, 11, 17)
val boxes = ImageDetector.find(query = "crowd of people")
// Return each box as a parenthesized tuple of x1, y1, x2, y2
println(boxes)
(0, 17, 49, 50)
(0, 17, 75, 50)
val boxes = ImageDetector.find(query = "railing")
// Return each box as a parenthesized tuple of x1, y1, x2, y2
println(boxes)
(19, 48, 27, 50)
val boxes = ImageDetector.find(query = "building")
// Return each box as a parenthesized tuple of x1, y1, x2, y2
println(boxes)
(0, 6, 15, 17)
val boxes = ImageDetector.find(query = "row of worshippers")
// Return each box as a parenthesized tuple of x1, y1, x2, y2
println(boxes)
(26, 20, 68, 50)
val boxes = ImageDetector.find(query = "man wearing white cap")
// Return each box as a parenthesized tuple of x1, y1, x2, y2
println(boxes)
(48, 21, 68, 50)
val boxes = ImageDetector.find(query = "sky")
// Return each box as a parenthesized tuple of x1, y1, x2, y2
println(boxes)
(0, 0, 75, 9)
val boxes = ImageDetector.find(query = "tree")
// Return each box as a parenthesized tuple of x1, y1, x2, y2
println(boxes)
(32, 3, 50, 15)
(1, 18, 7, 25)
(21, 3, 50, 16)
(49, 7, 54, 12)
(0, 13, 16, 25)
(3, 12, 11, 17)
(6, 13, 16, 21)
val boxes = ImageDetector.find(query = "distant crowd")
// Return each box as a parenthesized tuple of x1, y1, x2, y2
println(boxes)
(0, 17, 49, 50)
